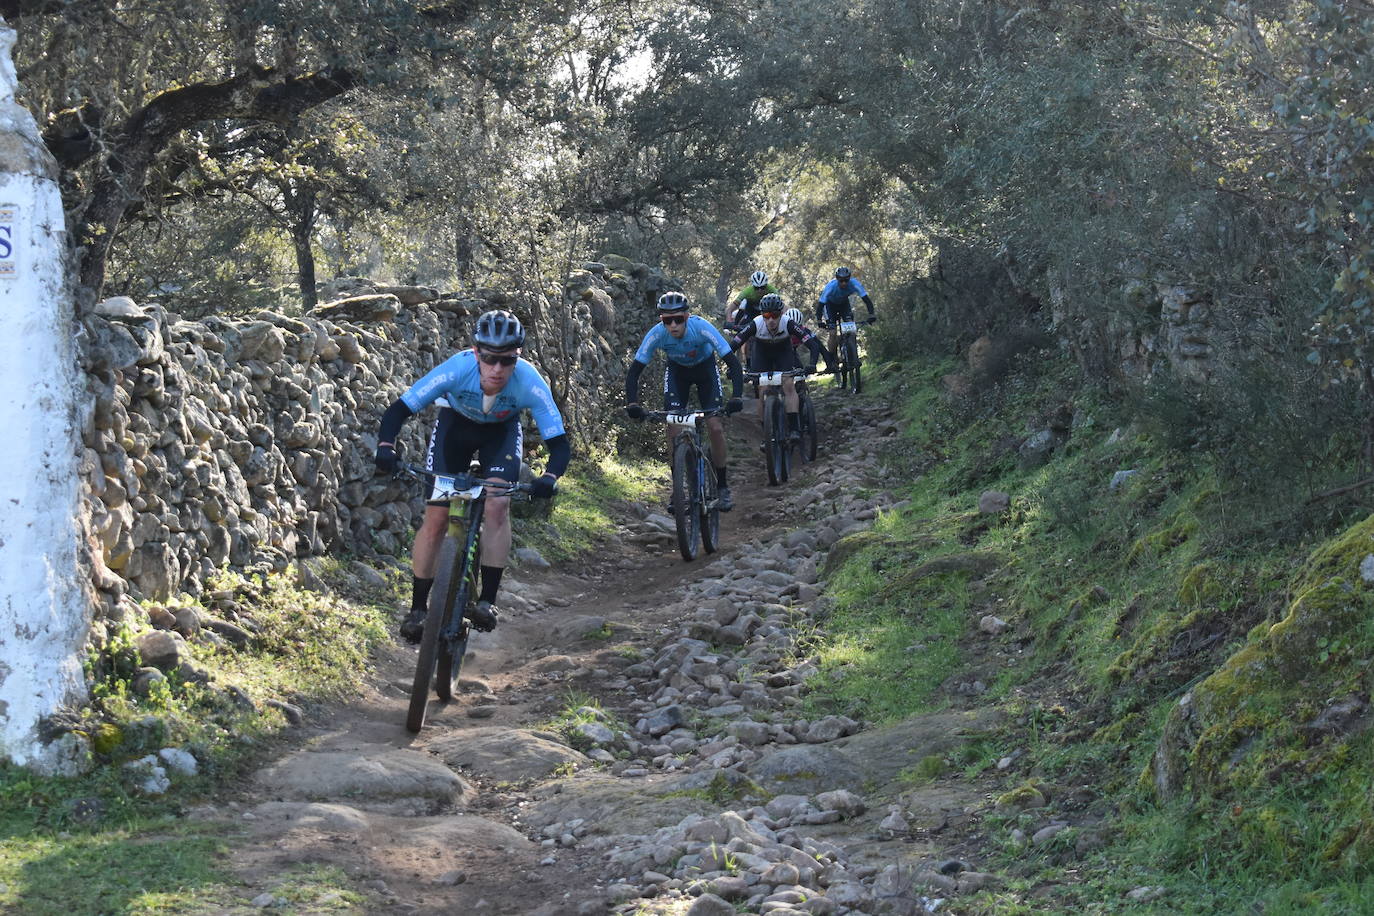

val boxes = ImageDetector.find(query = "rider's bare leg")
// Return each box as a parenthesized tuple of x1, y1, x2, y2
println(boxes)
(706, 416, 728, 471)
(413, 504, 448, 578)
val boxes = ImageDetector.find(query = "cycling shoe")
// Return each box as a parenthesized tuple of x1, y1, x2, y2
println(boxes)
(465, 600, 499, 633)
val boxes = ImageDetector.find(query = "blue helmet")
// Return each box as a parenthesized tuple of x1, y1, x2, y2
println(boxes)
(834, 266, 852, 280)
(656, 291, 690, 312)
(473, 309, 525, 350)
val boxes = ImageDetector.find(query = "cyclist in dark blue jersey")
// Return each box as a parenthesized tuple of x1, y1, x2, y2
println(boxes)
(625, 291, 745, 511)
(375, 310, 569, 642)
(816, 265, 877, 356)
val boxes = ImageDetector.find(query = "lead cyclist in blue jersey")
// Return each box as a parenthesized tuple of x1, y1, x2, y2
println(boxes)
(625, 291, 745, 511)
(816, 266, 877, 355)
(374, 310, 569, 642)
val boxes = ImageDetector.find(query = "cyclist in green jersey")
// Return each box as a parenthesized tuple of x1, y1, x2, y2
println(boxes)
(726, 269, 779, 328)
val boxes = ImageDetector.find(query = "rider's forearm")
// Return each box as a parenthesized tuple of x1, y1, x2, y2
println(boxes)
(805, 337, 824, 363)
(543, 433, 571, 477)
(377, 399, 415, 445)
(625, 360, 647, 404)
(729, 323, 755, 353)
(861, 294, 875, 315)
(722, 352, 744, 398)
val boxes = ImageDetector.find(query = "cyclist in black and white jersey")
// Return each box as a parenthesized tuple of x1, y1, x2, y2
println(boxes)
(729, 293, 832, 441)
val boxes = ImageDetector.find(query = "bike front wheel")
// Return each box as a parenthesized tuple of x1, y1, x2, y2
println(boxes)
(408, 536, 468, 732)
(672, 434, 701, 561)
(846, 334, 862, 394)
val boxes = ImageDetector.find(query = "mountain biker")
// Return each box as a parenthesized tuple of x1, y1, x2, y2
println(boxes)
(374, 309, 569, 643)
(730, 293, 831, 441)
(726, 270, 779, 328)
(625, 291, 745, 511)
(816, 266, 877, 357)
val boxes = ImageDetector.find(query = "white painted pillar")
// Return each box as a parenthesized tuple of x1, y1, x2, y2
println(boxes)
(0, 18, 88, 771)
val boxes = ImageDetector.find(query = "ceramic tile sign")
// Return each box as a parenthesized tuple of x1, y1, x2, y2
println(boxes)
(0, 205, 14, 278)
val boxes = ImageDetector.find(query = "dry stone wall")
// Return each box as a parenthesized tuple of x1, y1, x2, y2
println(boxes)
(75, 258, 677, 638)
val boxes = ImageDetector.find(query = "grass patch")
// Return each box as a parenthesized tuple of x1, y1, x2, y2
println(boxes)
(519, 453, 664, 562)
(1, 562, 397, 915)
(808, 347, 1374, 907)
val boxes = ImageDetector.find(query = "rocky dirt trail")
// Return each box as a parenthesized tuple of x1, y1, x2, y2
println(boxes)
(202, 387, 1006, 915)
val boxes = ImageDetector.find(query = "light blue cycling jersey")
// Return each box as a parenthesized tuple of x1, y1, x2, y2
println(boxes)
(633, 316, 732, 367)
(818, 277, 870, 308)
(400, 349, 566, 438)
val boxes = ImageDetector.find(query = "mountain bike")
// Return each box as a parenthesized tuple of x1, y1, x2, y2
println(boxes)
(746, 368, 811, 485)
(644, 409, 724, 561)
(396, 463, 530, 733)
(825, 318, 865, 394)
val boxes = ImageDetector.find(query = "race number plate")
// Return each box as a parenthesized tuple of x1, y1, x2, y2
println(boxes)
(665, 412, 699, 426)
(757, 372, 785, 387)
(839, 320, 858, 333)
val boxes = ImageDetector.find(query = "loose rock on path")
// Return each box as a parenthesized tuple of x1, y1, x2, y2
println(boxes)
(202, 388, 1007, 915)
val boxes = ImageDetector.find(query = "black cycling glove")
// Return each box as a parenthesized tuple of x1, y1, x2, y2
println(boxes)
(530, 473, 559, 500)
(375, 444, 399, 473)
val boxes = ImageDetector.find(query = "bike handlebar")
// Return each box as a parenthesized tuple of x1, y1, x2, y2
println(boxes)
(641, 408, 727, 424)
(744, 368, 814, 379)
(395, 462, 531, 498)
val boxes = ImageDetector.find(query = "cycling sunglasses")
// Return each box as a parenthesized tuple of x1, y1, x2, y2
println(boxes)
(761, 309, 783, 318)
(478, 351, 519, 367)
(660, 313, 688, 325)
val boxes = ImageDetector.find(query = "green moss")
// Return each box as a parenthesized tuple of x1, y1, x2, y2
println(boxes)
(1177, 561, 1224, 608)
(899, 755, 948, 786)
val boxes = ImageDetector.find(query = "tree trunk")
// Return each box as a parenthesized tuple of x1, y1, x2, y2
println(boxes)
(291, 190, 318, 310)
(70, 66, 356, 300)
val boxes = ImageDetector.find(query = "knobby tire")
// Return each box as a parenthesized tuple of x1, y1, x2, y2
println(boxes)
(762, 394, 781, 486)
(800, 391, 819, 463)
(700, 441, 720, 553)
(846, 335, 862, 394)
(672, 434, 701, 560)
(771, 394, 790, 483)
(408, 537, 457, 732)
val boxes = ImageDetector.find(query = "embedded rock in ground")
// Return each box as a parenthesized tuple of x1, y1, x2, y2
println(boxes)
(744, 744, 855, 795)
(398, 814, 536, 850)
(978, 490, 1010, 513)
(524, 771, 744, 836)
(247, 802, 373, 833)
(254, 748, 471, 805)
(427, 728, 589, 782)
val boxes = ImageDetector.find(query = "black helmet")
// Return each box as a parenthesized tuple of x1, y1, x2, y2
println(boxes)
(473, 309, 525, 350)
(759, 293, 784, 313)
(656, 291, 690, 312)
(834, 266, 852, 280)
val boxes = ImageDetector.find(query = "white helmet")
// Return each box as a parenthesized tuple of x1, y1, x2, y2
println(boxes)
(749, 270, 769, 288)
(783, 308, 803, 326)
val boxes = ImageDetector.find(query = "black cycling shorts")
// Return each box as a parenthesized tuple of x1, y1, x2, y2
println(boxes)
(748, 338, 801, 373)
(663, 360, 724, 412)
(820, 300, 856, 323)
(425, 407, 523, 503)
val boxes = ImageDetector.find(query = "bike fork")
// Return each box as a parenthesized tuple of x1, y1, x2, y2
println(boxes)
(444, 502, 483, 643)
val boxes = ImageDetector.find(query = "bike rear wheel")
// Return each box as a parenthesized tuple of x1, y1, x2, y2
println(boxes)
(700, 445, 720, 553)
(672, 434, 701, 560)
(799, 391, 818, 463)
